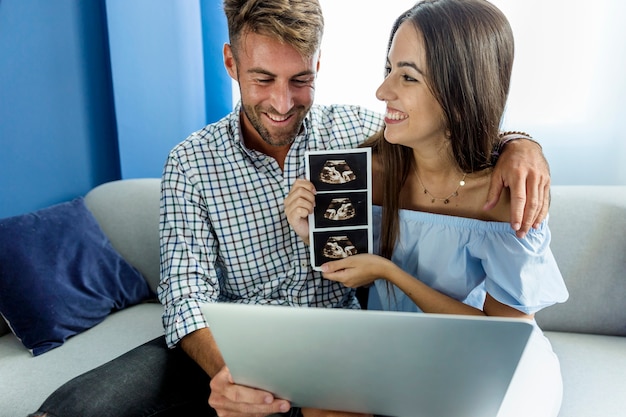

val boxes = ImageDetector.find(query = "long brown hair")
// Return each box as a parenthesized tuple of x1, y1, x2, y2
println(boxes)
(362, 0, 514, 259)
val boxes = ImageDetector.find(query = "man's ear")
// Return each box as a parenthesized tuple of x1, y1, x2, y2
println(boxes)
(223, 43, 238, 81)
(316, 49, 321, 74)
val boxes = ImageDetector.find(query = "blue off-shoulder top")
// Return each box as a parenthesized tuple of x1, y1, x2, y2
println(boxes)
(370, 205, 569, 315)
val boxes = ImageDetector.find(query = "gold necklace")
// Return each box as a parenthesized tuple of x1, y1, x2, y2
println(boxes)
(414, 168, 467, 204)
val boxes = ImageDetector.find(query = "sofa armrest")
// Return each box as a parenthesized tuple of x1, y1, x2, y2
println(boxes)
(84, 178, 162, 293)
(535, 186, 626, 336)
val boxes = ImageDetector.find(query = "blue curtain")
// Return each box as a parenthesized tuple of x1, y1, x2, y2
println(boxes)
(0, 0, 231, 218)
(106, 0, 231, 179)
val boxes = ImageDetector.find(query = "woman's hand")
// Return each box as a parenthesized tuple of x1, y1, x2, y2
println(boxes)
(284, 179, 317, 245)
(320, 254, 391, 288)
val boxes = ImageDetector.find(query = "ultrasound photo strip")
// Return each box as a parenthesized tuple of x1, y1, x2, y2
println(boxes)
(305, 148, 373, 270)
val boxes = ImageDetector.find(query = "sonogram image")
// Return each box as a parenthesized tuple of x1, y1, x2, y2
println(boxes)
(323, 198, 356, 221)
(321, 235, 357, 259)
(318, 160, 356, 184)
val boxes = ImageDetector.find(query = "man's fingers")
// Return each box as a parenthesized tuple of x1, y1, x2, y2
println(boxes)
(516, 198, 539, 239)
(507, 175, 528, 236)
(285, 180, 316, 218)
(534, 182, 551, 229)
(483, 173, 506, 211)
(210, 384, 290, 416)
(209, 393, 290, 417)
(285, 199, 313, 220)
(286, 185, 315, 208)
(516, 172, 551, 237)
(209, 367, 291, 416)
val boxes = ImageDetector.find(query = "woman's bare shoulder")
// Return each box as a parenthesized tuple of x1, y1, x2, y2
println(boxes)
(460, 170, 511, 222)
(478, 174, 511, 222)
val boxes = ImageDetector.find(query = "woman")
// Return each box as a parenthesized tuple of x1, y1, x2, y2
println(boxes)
(286, 1, 568, 416)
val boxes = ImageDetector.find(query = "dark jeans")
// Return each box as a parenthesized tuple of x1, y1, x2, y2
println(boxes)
(29, 336, 303, 417)
(28, 336, 213, 417)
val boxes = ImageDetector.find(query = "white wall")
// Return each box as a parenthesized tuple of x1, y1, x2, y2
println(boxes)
(315, 0, 626, 185)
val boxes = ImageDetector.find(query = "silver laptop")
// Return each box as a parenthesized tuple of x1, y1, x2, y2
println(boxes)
(201, 303, 534, 417)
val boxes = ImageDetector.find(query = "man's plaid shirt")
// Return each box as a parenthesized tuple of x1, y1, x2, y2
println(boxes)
(158, 102, 383, 347)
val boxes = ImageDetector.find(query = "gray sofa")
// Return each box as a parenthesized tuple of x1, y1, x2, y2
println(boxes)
(0, 179, 165, 417)
(0, 179, 625, 417)
(534, 186, 626, 417)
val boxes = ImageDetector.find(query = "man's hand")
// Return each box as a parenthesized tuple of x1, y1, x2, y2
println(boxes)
(181, 328, 290, 416)
(209, 366, 291, 417)
(285, 179, 317, 245)
(484, 139, 550, 238)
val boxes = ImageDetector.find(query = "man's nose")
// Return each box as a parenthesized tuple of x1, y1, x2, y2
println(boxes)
(270, 81, 295, 115)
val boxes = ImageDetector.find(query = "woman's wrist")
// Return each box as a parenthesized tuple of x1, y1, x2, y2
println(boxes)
(381, 258, 403, 285)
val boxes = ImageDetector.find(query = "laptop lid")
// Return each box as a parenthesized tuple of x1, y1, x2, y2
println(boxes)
(201, 303, 533, 417)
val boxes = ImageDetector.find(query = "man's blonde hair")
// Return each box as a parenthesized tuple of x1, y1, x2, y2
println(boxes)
(223, 0, 324, 58)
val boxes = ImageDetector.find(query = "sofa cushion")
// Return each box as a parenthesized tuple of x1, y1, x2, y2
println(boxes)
(0, 197, 154, 356)
(0, 303, 165, 417)
(545, 331, 626, 417)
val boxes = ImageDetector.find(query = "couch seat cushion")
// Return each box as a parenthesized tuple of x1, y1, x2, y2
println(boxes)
(0, 302, 164, 417)
(545, 331, 626, 417)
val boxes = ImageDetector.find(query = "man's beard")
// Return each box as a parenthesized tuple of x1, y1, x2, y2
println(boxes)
(242, 104, 309, 147)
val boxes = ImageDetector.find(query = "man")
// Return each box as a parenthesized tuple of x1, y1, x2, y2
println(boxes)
(160, 1, 549, 416)
(30, 1, 549, 416)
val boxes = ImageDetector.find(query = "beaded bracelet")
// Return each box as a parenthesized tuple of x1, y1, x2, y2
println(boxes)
(492, 131, 542, 159)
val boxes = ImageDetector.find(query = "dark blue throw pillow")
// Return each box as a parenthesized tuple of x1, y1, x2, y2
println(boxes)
(0, 197, 154, 356)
